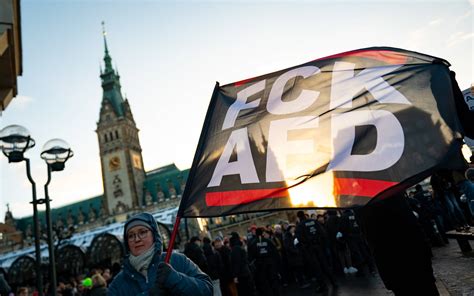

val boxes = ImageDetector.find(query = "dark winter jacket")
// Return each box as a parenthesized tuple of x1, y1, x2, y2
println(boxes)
(216, 245, 233, 282)
(248, 236, 279, 266)
(90, 286, 107, 296)
(230, 239, 252, 279)
(295, 218, 326, 248)
(282, 232, 304, 268)
(108, 212, 212, 295)
(0, 274, 10, 296)
(202, 242, 223, 280)
(184, 242, 209, 275)
(359, 194, 436, 291)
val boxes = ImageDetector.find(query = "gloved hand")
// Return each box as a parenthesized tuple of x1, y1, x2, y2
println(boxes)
(293, 238, 299, 246)
(156, 262, 173, 288)
(150, 262, 174, 296)
(336, 232, 343, 239)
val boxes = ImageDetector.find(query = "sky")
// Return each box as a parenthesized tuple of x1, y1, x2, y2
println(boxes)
(0, 0, 472, 220)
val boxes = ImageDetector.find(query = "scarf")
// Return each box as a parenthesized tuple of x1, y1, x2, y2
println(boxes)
(128, 243, 156, 278)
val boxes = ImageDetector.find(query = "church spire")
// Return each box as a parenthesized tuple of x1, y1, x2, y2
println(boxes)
(99, 22, 125, 117)
(102, 21, 113, 73)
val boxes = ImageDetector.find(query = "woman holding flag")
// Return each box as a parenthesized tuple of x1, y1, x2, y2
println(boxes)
(108, 212, 212, 295)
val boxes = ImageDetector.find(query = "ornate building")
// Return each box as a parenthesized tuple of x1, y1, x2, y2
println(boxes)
(0, 205, 22, 253)
(96, 30, 146, 215)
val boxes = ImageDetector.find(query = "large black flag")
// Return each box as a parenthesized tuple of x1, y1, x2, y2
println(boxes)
(179, 47, 466, 217)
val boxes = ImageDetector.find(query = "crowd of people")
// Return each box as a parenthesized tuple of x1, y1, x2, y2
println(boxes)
(408, 168, 474, 248)
(1, 163, 472, 295)
(182, 208, 377, 296)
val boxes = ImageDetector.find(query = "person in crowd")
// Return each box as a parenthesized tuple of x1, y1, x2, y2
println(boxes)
(324, 210, 344, 275)
(431, 171, 469, 230)
(248, 227, 280, 296)
(229, 232, 256, 296)
(272, 224, 289, 287)
(296, 210, 337, 292)
(283, 224, 310, 289)
(202, 237, 223, 296)
(340, 208, 376, 276)
(214, 236, 236, 296)
(0, 274, 11, 296)
(56, 281, 66, 296)
(453, 167, 474, 222)
(108, 212, 212, 295)
(90, 274, 107, 296)
(359, 193, 439, 295)
(315, 212, 336, 274)
(82, 277, 93, 296)
(247, 225, 257, 245)
(102, 269, 112, 286)
(412, 184, 445, 246)
(184, 236, 209, 274)
(16, 287, 28, 296)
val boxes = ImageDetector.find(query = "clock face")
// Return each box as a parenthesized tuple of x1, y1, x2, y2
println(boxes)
(132, 153, 142, 169)
(109, 156, 121, 171)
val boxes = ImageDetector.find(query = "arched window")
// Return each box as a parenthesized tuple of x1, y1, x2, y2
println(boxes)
(115, 130, 119, 139)
(104, 134, 108, 143)
(88, 233, 124, 269)
(109, 132, 114, 141)
(56, 245, 86, 277)
(8, 255, 36, 286)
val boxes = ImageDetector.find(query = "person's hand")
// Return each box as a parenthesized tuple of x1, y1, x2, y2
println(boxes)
(156, 262, 173, 288)
(293, 238, 299, 246)
(233, 277, 239, 284)
(336, 232, 343, 239)
(150, 263, 174, 296)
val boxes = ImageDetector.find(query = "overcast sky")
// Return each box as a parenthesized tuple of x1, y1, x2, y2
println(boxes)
(0, 0, 472, 220)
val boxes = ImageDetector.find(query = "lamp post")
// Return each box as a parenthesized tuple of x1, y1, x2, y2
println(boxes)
(0, 125, 74, 296)
(0, 125, 43, 295)
(40, 139, 74, 296)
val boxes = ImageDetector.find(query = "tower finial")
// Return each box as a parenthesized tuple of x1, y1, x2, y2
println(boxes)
(101, 21, 113, 72)
(102, 21, 109, 54)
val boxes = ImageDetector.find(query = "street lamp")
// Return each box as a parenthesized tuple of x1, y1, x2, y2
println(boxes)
(0, 126, 74, 296)
(0, 124, 43, 295)
(41, 139, 73, 296)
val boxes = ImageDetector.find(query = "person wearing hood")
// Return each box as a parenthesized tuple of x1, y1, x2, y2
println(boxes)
(229, 232, 256, 296)
(108, 212, 212, 295)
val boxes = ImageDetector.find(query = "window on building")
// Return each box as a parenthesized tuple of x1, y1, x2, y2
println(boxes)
(104, 134, 108, 142)
(109, 132, 114, 141)
(115, 130, 119, 139)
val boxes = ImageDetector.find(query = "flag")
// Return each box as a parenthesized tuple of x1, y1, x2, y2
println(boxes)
(179, 47, 466, 217)
(462, 87, 474, 111)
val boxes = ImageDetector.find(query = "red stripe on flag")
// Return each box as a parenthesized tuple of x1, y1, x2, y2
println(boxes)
(315, 49, 408, 65)
(205, 188, 289, 207)
(234, 77, 258, 87)
(205, 178, 398, 207)
(334, 178, 398, 197)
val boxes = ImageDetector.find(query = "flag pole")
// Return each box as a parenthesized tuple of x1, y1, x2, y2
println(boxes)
(165, 215, 181, 263)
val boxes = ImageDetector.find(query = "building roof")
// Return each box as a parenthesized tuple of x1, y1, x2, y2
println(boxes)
(16, 195, 103, 233)
(143, 164, 190, 203)
(0, 206, 178, 269)
(14, 163, 188, 233)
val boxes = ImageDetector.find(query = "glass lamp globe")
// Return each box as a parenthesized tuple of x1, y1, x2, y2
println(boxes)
(40, 139, 74, 171)
(0, 125, 35, 162)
